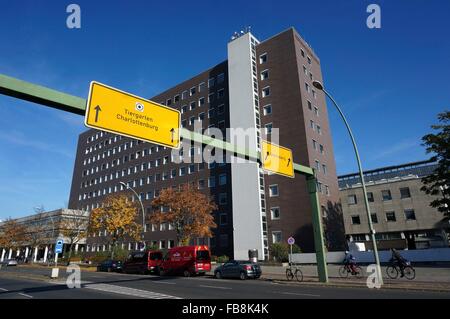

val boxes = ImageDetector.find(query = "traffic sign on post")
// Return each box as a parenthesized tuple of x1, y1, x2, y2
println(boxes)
(261, 140, 294, 178)
(287, 237, 295, 245)
(85, 82, 181, 149)
(55, 239, 64, 254)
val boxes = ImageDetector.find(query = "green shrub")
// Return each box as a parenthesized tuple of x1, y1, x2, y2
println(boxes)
(216, 255, 229, 263)
(269, 243, 301, 262)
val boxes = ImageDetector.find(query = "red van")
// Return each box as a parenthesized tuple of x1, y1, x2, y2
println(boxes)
(122, 250, 163, 274)
(159, 245, 211, 277)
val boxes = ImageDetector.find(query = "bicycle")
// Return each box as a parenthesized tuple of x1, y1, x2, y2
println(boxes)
(339, 263, 363, 279)
(386, 260, 415, 280)
(285, 264, 303, 282)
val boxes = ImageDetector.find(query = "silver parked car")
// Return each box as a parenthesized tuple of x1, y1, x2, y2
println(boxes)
(0, 259, 18, 267)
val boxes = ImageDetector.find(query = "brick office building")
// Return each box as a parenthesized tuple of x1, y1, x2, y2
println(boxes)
(68, 27, 343, 260)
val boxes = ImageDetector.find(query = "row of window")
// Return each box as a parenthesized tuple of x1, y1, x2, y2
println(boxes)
(348, 187, 412, 205)
(351, 209, 417, 225)
(81, 159, 226, 190)
(161, 73, 226, 107)
(79, 175, 228, 203)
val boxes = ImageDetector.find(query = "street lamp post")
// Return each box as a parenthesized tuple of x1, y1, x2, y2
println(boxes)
(312, 80, 383, 285)
(120, 182, 146, 250)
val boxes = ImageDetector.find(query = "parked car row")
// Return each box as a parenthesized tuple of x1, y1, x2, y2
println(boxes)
(96, 245, 262, 280)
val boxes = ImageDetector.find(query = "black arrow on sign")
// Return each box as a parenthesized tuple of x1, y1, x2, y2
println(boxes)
(170, 128, 175, 143)
(94, 105, 101, 123)
(287, 158, 291, 166)
(265, 151, 270, 161)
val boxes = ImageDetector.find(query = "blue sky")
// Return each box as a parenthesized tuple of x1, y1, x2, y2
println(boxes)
(0, 0, 449, 219)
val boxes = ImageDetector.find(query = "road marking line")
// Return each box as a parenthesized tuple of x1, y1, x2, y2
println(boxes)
(199, 285, 232, 290)
(18, 293, 33, 298)
(84, 283, 181, 299)
(278, 291, 320, 297)
(0, 288, 8, 291)
(152, 281, 176, 285)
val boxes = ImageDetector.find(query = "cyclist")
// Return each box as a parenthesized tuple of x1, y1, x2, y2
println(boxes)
(390, 248, 408, 277)
(343, 251, 357, 275)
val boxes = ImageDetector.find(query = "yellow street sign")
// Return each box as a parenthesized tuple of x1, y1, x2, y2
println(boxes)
(261, 140, 294, 178)
(85, 81, 180, 149)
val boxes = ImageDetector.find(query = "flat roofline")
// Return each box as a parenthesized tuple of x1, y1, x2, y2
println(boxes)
(338, 159, 436, 180)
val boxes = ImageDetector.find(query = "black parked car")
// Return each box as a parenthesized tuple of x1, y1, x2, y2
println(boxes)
(97, 260, 123, 273)
(214, 260, 262, 280)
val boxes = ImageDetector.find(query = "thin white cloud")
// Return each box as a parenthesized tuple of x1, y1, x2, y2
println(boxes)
(0, 130, 73, 158)
(370, 139, 420, 161)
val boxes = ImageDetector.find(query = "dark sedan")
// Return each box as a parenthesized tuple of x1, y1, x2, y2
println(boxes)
(96, 260, 123, 273)
(214, 260, 262, 280)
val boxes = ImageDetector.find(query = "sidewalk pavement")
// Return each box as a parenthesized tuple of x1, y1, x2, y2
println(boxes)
(254, 265, 450, 292)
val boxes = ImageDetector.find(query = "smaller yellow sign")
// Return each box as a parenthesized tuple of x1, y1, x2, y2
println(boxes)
(85, 82, 180, 149)
(261, 140, 294, 178)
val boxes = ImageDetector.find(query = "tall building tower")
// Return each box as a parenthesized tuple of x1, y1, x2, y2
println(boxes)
(68, 27, 343, 260)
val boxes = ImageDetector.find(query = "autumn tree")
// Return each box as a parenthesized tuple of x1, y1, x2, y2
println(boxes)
(24, 212, 50, 263)
(421, 110, 450, 217)
(89, 194, 142, 259)
(150, 184, 217, 246)
(60, 210, 88, 264)
(0, 218, 28, 254)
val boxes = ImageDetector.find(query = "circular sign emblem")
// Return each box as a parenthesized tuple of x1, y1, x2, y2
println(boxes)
(287, 237, 295, 245)
(135, 102, 144, 112)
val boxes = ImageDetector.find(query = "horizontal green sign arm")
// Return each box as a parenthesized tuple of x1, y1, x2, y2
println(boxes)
(0, 73, 313, 176)
(0, 73, 86, 115)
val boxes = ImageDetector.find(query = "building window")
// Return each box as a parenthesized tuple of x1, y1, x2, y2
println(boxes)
(404, 209, 416, 221)
(316, 125, 321, 135)
(307, 56, 311, 64)
(322, 164, 327, 175)
(208, 93, 214, 103)
(367, 192, 374, 202)
(348, 194, 357, 205)
(208, 77, 215, 88)
(219, 173, 227, 185)
(314, 106, 319, 116)
(271, 207, 280, 220)
(259, 53, 267, 64)
(307, 100, 312, 110)
(265, 123, 273, 135)
(272, 231, 282, 244)
(400, 187, 411, 199)
(217, 89, 225, 99)
(220, 213, 228, 225)
(312, 139, 318, 150)
(381, 190, 392, 201)
(198, 82, 206, 92)
(260, 69, 269, 80)
(351, 215, 361, 225)
(190, 87, 196, 96)
(301, 49, 305, 57)
(198, 179, 205, 190)
(217, 104, 225, 115)
(217, 73, 225, 84)
(174, 94, 180, 103)
(371, 213, 378, 223)
(262, 87, 270, 97)
(208, 176, 216, 188)
(386, 211, 396, 222)
(190, 101, 196, 111)
(305, 83, 310, 93)
(168, 240, 175, 249)
(179, 167, 186, 176)
(181, 105, 187, 113)
(219, 193, 227, 205)
(269, 184, 279, 197)
(220, 234, 228, 247)
(263, 104, 272, 115)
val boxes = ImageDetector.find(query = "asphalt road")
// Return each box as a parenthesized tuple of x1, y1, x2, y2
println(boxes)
(1, 266, 450, 299)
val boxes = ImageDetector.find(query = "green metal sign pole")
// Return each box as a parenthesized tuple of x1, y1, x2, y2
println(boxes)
(0, 73, 329, 283)
(307, 176, 328, 282)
